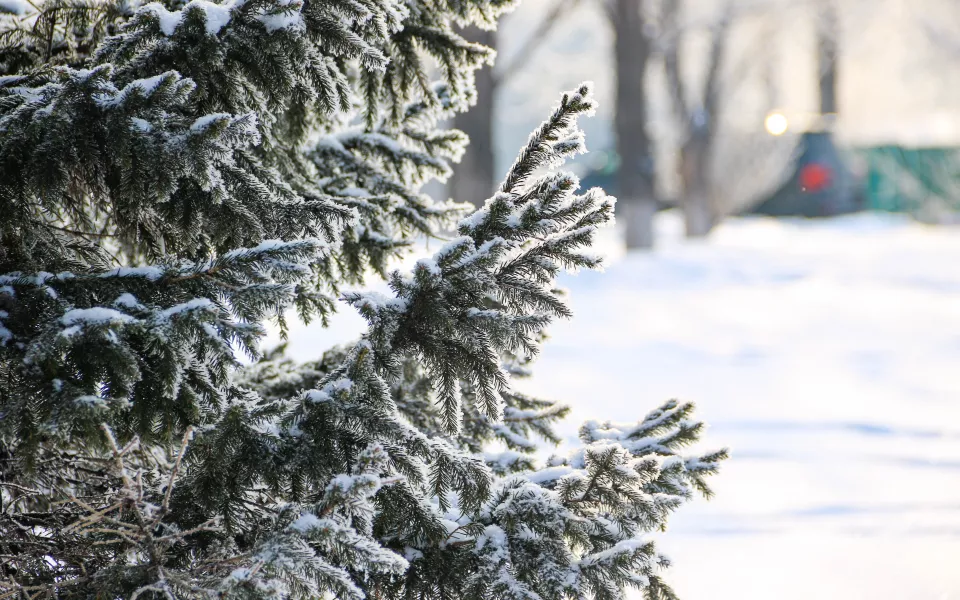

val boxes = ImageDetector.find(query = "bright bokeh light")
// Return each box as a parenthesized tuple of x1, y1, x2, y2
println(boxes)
(764, 112, 789, 136)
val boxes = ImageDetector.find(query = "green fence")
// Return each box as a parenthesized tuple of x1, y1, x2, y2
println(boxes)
(853, 146, 960, 214)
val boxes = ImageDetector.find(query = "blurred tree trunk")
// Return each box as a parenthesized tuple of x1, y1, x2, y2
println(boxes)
(817, 0, 839, 117)
(665, 0, 732, 238)
(451, 27, 497, 208)
(450, 2, 578, 208)
(611, 0, 657, 249)
(680, 127, 713, 236)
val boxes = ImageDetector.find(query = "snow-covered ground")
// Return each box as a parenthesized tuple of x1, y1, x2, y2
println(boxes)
(272, 212, 960, 600)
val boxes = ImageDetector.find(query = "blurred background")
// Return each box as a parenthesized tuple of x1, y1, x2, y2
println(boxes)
(457, 0, 960, 238)
(279, 0, 960, 597)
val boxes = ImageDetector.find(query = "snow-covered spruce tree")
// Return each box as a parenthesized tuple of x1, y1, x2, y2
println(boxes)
(0, 0, 726, 597)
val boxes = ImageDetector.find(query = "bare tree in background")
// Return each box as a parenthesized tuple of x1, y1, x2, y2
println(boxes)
(451, 0, 799, 243)
(608, 0, 659, 249)
(451, 26, 497, 209)
(450, 1, 581, 208)
(709, 13, 797, 217)
(817, 0, 839, 119)
(453, 0, 660, 249)
(661, 0, 735, 237)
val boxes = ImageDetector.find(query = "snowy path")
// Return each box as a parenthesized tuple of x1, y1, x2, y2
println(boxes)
(520, 213, 960, 600)
(274, 212, 960, 599)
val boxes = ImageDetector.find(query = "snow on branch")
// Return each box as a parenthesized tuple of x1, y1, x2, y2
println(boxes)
(334, 83, 613, 436)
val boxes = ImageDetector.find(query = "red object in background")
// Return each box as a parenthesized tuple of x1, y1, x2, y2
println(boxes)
(799, 163, 832, 193)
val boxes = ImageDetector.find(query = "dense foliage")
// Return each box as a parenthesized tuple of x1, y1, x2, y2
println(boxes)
(0, 0, 726, 598)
